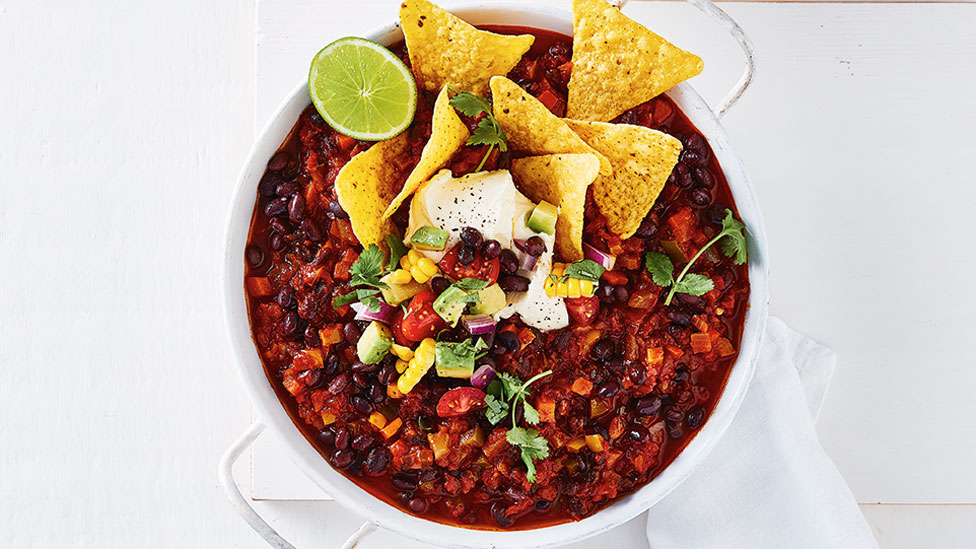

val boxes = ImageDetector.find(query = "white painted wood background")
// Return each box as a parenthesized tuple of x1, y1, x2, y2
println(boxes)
(2, 0, 975, 548)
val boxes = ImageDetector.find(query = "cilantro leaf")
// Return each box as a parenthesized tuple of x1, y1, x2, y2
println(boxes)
(360, 293, 383, 312)
(522, 401, 540, 425)
(565, 259, 606, 283)
(719, 209, 748, 265)
(454, 277, 490, 291)
(349, 244, 388, 289)
(496, 372, 524, 401)
(386, 235, 408, 273)
(673, 273, 715, 296)
(484, 394, 509, 425)
(468, 117, 507, 151)
(506, 427, 549, 482)
(644, 252, 675, 287)
(448, 89, 491, 117)
(435, 337, 488, 373)
(333, 287, 380, 308)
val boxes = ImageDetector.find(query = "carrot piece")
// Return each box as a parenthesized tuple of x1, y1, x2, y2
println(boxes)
(368, 411, 387, 430)
(379, 417, 403, 440)
(690, 333, 712, 354)
(428, 431, 450, 460)
(246, 277, 273, 297)
(646, 347, 664, 367)
(715, 337, 736, 357)
(691, 315, 709, 333)
(321, 411, 337, 426)
(566, 437, 587, 453)
(387, 383, 404, 399)
(601, 270, 628, 286)
(571, 377, 593, 396)
(665, 344, 684, 358)
(318, 324, 343, 346)
(536, 397, 556, 423)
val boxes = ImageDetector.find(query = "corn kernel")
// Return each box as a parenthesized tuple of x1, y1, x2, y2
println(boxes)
(395, 359, 409, 373)
(407, 249, 424, 264)
(399, 255, 412, 270)
(580, 279, 594, 296)
(410, 265, 430, 283)
(567, 278, 582, 298)
(368, 411, 387, 429)
(398, 374, 418, 394)
(417, 257, 438, 277)
(557, 279, 569, 297)
(390, 268, 413, 285)
(391, 343, 414, 361)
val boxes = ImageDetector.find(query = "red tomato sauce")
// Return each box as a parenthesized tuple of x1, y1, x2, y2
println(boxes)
(243, 27, 749, 530)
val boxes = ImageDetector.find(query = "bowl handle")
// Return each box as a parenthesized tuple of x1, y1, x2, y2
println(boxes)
(616, 0, 756, 118)
(218, 421, 378, 548)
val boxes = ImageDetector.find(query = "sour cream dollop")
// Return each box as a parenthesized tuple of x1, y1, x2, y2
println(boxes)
(405, 169, 569, 331)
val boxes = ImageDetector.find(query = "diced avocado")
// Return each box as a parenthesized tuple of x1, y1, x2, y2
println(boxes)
(410, 225, 450, 251)
(434, 339, 486, 379)
(432, 285, 469, 326)
(661, 240, 689, 263)
(526, 200, 558, 235)
(435, 360, 474, 379)
(468, 283, 507, 315)
(357, 321, 392, 365)
(379, 272, 424, 306)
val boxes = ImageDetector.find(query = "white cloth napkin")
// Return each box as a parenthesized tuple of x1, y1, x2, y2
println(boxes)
(645, 317, 878, 549)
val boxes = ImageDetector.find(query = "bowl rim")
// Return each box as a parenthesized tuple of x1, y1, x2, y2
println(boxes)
(222, 2, 769, 547)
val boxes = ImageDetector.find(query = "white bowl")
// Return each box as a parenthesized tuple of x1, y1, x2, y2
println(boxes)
(222, 2, 769, 547)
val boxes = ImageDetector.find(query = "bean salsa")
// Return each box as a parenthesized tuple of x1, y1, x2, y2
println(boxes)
(244, 27, 749, 529)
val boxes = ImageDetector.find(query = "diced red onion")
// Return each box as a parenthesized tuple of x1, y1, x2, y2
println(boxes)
(471, 364, 497, 390)
(519, 252, 538, 271)
(351, 301, 395, 324)
(462, 314, 496, 335)
(513, 239, 529, 253)
(583, 243, 616, 270)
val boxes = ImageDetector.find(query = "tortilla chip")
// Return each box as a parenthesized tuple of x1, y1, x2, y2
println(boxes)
(511, 154, 600, 261)
(383, 86, 469, 218)
(490, 76, 612, 176)
(335, 134, 409, 247)
(567, 0, 704, 122)
(400, 0, 534, 96)
(564, 119, 682, 239)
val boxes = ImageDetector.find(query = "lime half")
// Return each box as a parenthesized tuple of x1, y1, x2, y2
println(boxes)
(308, 37, 418, 141)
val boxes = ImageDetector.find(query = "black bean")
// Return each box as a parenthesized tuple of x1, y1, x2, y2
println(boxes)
(496, 331, 520, 353)
(475, 356, 497, 370)
(279, 312, 299, 337)
(288, 193, 306, 220)
(684, 133, 708, 155)
(673, 366, 690, 384)
(245, 245, 265, 268)
(457, 244, 476, 265)
(629, 365, 647, 385)
(637, 395, 662, 416)
(270, 218, 291, 235)
(491, 501, 513, 527)
(369, 383, 385, 403)
(323, 354, 340, 376)
(687, 406, 706, 429)
(430, 276, 450, 295)
(351, 395, 373, 414)
(675, 293, 706, 312)
(377, 364, 397, 385)
(460, 226, 483, 248)
(665, 406, 685, 423)
(350, 360, 380, 374)
(499, 249, 519, 274)
(334, 427, 350, 451)
(553, 332, 571, 352)
(328, 200, 349, 219)
(418, 468, 440, 482)
(681, 149, 707, 168)
(351, 433, 375, 451)
(608, 357, 626, 373)
(667, 422, 684, 439)
(706, 205, 728, 225)
(481, 239, 501, 260)
(352, 373, 369, 390)
(363, 446, 391, 475)
(301, 219, 323, 242)
(258, 172, 283, 198)
(548, 41, 570, 58)
(597, 284, 615, 303)
(342, 323, 361, 345)
(591, 338, 614, 360)
(264, 197, 289, 217)
(275, 286, 294, 309)
(275, 181, 300, 197)
(693, 166, 714, 189)
(596, 380, 620, 399)
(298, 368, 323, 389)
(332, 449, 354, 469)
(635, 218, 658, 239)
(535, 499, 552, 511)
(328, 372, 351, 394)
(690, 188, 712, 207)
(391, 473, 418, 492)
(407, 497, 429, 514)
(303, 325, 321, 348)
(675, 163, 694, 189)
(627, 423, 650, 443)
(267, 151, 293, 173)
(523, 236, 546, 257)
(498, 274, 529, 292)
(269, 232, 285, 251)
(614, 286, 630, 304)
(667, 310, 691, 327)
(316, 429, 336, 447)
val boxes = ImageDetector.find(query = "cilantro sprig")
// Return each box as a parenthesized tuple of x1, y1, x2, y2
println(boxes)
(448, 87, 507, 172)
(548, 258, 606, 286)
(645, 209, 748, 306)
(333, 242, 393, 312)
(483, 370, 552, 481)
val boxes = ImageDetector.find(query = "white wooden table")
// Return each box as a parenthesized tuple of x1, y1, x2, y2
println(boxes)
(1, 0, 974, 547)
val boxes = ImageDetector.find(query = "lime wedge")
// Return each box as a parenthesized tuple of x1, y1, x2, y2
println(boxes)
(308, 37, 418, 141)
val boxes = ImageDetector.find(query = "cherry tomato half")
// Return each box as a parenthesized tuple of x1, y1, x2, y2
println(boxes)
(565, 295, 600, 327)
(390, 309, 411, 346)
(436, 387, 487, 417)
(400, 290, 447, 342)
(438, 244, 500, 283)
